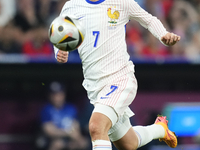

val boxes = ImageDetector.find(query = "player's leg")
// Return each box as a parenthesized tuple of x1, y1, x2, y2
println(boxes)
(112, 116, 177, 150)
(89, 112, 112, 141)
(113, 124, 165, 150)
(112, 126, 139, 150)
(89, 104, 118, 150)
(88, 69, 137, 150)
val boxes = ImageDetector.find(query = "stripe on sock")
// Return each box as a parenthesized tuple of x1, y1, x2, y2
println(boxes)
(93, 145, 112, 149)
(92, 140, 112, 150)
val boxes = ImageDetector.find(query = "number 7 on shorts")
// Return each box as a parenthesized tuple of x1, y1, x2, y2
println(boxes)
(106, 85, 118, 96)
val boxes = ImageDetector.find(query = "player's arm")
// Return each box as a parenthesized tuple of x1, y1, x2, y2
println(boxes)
(54, 46, 69, 63)
(57, 50, 69, 63)
(161, 32, 181, 46)
(128, 1, 181, 46)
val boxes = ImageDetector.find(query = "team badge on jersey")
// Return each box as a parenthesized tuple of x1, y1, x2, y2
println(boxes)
(107, 6, 120, 29)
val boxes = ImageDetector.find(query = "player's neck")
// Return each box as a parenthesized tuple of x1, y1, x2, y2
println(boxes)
(89, 0, 100, 2)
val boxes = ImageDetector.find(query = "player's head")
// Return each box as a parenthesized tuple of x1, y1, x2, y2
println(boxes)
(49, 82, 66, 108)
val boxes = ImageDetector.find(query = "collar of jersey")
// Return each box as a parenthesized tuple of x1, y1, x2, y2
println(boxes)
(85, 0, 105, 4)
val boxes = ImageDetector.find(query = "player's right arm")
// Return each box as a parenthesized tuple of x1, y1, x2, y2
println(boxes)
(54, 46, 69, 63)
(57, 50, 69, 63)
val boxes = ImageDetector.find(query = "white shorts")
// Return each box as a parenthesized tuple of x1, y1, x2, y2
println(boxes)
(91, 71, 137, 117)
(91, 71, 138, 141)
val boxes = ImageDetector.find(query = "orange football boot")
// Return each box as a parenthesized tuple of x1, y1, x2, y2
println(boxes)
(154, 116, 177, 148)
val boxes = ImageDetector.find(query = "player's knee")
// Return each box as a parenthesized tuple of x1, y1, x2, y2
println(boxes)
(89, 120, 111, 140)
(89, 112, 112, 140)
(89, 121, 102, 137)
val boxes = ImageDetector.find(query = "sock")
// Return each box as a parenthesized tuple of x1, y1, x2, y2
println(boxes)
(133, 124, 165, 148)
(92, 140, 112, 150)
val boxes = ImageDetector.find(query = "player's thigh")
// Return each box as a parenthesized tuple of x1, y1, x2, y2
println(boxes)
(89, 112, 112, 131)
(113, 128, 138, 150)
(89, 112, 112, 141)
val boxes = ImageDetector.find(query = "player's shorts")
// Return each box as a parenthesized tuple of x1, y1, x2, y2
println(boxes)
(91, 70, 138, 141)
(92, 70, 137, 117)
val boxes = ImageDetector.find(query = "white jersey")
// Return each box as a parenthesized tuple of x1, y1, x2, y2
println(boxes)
(54, 0, 168, 91)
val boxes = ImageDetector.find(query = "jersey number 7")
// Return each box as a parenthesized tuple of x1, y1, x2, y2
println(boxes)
(93, 31, 100, 47)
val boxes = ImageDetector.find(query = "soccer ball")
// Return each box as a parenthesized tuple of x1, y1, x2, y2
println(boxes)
(49, 16, 85, 51)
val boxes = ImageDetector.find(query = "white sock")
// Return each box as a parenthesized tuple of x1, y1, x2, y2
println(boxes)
(92, 140, 112, 150)
(133, 124, 165, 148)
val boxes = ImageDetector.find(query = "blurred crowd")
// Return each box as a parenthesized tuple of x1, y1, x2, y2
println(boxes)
(1, 0, 200, 60)
(128, 0, 200, 61)
(37, 82, 90, 150)
(0, 0, 67, 56)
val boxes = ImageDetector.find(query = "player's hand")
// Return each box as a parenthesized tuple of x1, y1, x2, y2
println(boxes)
(57, 50, 69, 63)
(161, 33, 181, 46)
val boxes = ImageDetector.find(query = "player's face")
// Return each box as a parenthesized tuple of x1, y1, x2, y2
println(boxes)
(50, 91, 66, 108)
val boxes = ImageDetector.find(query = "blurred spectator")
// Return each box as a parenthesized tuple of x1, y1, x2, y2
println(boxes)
(162, 0, 174, 18)
(126, 0, 200, 60)
(168, 0, 200, 57)
(57, 0, 69, 15)
(141, 32, 169, 57)
(0, 0, 16, 27)
(13, 0, 41, 32)
(36, 0, 52, 24)
(12, 0, 43, 44)
(145, 0, 164, 18)
(126, 21, 144, 57)
(186, 0, 200, 14)
(185, 30, 200, 60)
(36, 0, 68, 25)
(0, 0, 18, 53)
(2, 0, 200, 62)
(38, 82, 89, 150)
(22, 24, 53, 56)
(0, 24, 21, 53)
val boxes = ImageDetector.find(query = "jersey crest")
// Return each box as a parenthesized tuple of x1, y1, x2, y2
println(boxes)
(107, 7, 120, 26)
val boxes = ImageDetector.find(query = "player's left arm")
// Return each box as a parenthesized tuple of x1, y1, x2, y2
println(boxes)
(128, 0, 181, 46)
(161, 32, 181, 46)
